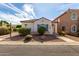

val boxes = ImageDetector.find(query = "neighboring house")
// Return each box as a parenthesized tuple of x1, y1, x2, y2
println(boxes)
(21, 17, 57, 34)
(53, 9, 79, 35)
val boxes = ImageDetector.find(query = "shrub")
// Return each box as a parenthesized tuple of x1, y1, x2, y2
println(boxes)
(16, 25, 22, 28)
(13, 28, 20, 32)
(0, 27, 10, 35)
(38, 27, 46, 35)
(24, 35, 32, 43)
(58, 31, 66, 36)
(18, 28, 31, 36)
(7, 24, 10, 27)
(77, 29, 79, 37)
(13, 28, 17, 32)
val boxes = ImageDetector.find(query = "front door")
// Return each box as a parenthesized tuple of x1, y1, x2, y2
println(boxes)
(37, 24, 48, 31)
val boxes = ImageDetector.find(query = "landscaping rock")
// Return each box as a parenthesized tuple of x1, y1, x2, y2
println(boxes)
(24, 35, 32, 43)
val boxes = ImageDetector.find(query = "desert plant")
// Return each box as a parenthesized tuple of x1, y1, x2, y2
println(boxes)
(77, 29, 79, 37)
(18, 28, 31, 36)
(37, 26, 46, 35)
(0, 27, 10, 35)
(13, 28, 17, 32)
(24, 35, 32, 43)
(58, 31, 66, 36)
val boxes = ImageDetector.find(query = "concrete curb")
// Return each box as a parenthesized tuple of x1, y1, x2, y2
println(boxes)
(0, 41, 79, 45)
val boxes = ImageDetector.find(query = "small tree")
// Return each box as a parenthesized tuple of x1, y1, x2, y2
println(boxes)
(3, 21, 9, 25)
(16, 25, 22, 28)
(38, 26, 46, 35)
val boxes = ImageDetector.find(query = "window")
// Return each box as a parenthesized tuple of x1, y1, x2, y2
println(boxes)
(71, 25, 77, 33)
(25, 24, 27, 27)
(38, 24, 48, 31)
(71, 12, 77, 20)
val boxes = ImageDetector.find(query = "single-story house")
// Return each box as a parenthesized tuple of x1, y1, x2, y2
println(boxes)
(21, 17, 57, 34)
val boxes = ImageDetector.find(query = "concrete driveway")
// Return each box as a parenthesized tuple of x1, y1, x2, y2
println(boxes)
(0, 45, 79, 56)
(0, 32, 19, 41)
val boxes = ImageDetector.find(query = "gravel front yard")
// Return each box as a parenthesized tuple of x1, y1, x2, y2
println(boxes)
(4, 34, 65, 42)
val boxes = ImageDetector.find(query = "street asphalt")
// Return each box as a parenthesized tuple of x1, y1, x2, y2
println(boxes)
(0, 45, 79, 56)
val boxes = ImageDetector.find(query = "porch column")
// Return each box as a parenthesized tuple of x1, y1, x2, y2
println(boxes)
(54, 23, 58, 34)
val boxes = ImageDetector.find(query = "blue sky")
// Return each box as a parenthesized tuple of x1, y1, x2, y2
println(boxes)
(0, 3, 79, 24)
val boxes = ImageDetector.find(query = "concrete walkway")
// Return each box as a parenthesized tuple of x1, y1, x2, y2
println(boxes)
(0, 32, 19, 41)
(58, 36, 77, 43)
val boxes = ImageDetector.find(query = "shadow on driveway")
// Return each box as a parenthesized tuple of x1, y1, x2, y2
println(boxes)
(5, 35, 24, 41)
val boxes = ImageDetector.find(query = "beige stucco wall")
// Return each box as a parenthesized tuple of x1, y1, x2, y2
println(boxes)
(21, 23, 34, 32)
(21, 18, 54, 34)
(33, 18, 53, 34)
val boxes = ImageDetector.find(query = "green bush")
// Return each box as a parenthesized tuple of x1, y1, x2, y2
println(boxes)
(77, 29, 79, 37)
(38, 27, 46, 35)
(0, 27, 10, 35)
(18, 28, 31, 36)
(58, 31, 66, 36)
(13, 28, 17, 32)
(16, 25, 22, 28)
(13, 28, 20, 32)
(77, 32, 79, 37)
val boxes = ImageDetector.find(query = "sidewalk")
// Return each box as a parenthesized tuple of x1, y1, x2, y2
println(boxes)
(57, 36, 77, 42)
(0, 40, 79, 45)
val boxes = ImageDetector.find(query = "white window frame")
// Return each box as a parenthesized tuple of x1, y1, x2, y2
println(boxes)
(70, 12, 77, 20)
(71, 25, 77, 33)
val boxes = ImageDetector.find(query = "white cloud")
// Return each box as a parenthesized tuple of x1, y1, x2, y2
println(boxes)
(7, 3, 36, 19)
(8, 3, 29, 17)
(0, 3, 28, 18)
(0, 11, 21, 24)
(23, 4, 36, 18)
(0, 3, 37, 24)
(0, 3, 21, 14)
